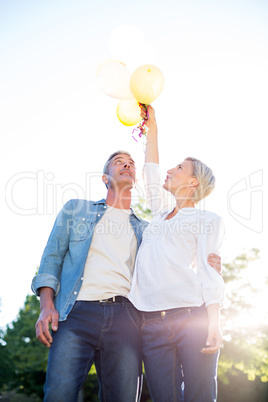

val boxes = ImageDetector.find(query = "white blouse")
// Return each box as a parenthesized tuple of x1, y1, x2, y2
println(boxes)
(128, 163, 225, 311)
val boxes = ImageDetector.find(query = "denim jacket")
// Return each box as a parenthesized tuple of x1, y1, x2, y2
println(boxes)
(31, 199, 149, 321)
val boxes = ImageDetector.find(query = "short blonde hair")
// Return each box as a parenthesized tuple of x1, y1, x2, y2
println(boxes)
(185, 157, 216, 203)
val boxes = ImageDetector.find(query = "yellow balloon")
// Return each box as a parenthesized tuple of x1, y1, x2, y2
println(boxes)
(116, 100, 141, 126)
(130, 64, 164, 104)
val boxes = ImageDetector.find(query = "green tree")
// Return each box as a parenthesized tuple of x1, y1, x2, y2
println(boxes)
(218, 249, 268, 402)
(1, 295, 47, 399)
(0, 299, 13, 391)
(0, 331, 13, 392)
(132, 197, 152, 221)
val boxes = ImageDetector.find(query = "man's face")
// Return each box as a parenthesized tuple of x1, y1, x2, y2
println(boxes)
(105, 153, 136, 190)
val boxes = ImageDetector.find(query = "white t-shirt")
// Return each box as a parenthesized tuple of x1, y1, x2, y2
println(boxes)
(77, 205, 137, 301)
(128, 163, 225, 311)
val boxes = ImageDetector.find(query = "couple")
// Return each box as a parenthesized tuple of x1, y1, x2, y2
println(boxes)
(32, 106, 225, 402)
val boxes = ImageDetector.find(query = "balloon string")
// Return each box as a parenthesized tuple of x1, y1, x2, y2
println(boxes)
(132, 133, 138, 142)
(132, 119, 148, 141)
(132, 103, 149, 142)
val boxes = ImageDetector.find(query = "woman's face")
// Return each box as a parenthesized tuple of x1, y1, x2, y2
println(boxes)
(163, 160, 195, 195)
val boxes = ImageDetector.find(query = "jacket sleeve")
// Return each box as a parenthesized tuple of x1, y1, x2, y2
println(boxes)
(31, 199, 74, 296)
(196, 215, 225, 307)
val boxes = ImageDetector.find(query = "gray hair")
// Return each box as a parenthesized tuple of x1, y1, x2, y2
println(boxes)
(185, 157, 216, 203)
(103, 150, 132, 189)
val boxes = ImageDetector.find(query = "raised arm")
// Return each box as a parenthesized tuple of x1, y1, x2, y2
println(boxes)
(140, 106, 167, 214)
(140, 105, 159, 163)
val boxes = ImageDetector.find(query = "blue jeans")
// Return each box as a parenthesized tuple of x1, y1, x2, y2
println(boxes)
(140, 304, 219, 402)
(44, 299, 142, 402)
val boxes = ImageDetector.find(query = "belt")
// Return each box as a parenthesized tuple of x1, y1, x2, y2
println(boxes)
(98, 296, 129, 303)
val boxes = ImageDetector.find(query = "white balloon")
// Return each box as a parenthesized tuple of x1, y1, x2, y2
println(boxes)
(97, 60, 134, 100)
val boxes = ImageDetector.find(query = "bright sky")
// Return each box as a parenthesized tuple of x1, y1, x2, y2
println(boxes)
(1, 0, 268, 329)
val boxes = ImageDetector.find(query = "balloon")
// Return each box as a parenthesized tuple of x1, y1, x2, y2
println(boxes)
(130, 64, 164, 104)
(97, 60, 134, 100)
(116, 100, 141, 126)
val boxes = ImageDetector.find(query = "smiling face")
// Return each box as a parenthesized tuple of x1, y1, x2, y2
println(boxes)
(103, 153, 136, 190)
(163, 160, 198, 198)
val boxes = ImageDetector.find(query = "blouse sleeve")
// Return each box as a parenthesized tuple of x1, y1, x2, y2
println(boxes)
(195, 215, 225, 308)
(143, 162, 174, 215)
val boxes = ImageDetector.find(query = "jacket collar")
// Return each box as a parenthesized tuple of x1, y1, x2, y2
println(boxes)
(92, 199, 143, 222)
(92, 198, 106, 205)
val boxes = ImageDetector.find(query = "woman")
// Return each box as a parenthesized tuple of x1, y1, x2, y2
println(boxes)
(128, 106, 225, 402)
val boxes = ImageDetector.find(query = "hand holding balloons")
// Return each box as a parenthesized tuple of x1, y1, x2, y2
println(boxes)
(116, 63, 164, 132)
(97, 59, 164, 137)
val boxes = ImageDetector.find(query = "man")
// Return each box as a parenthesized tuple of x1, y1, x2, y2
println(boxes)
(32, 150, 221, 402)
